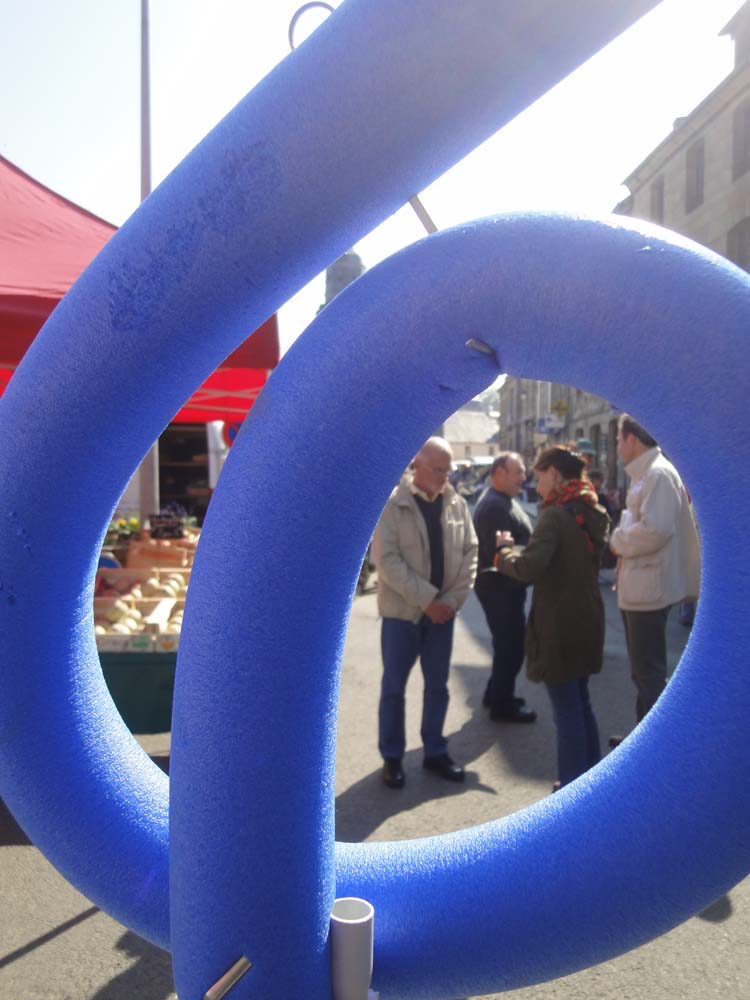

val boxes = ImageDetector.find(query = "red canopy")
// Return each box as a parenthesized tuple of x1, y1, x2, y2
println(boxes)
(0, 155, 278, 421)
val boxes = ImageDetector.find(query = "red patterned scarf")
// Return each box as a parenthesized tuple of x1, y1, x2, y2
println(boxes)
(542, 478, 599, 510)
(542, 477, 600, 555)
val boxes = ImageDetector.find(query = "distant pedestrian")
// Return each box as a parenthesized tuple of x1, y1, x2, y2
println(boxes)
(373, 437, 478, 788)
(473, 452, 537, 723)
(576, 438, 597, 471)
(495, 447, 610, 789)
(589, 469, 617, 577)
(589, 469, 613, 519)
(609, 415, 701, 723)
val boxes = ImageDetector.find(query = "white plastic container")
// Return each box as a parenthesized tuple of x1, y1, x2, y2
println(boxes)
(330, 897, 377, 1000)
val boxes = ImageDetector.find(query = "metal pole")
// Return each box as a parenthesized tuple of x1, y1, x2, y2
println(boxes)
(140, 0, 152, 202)
(138, 0, 160, 522)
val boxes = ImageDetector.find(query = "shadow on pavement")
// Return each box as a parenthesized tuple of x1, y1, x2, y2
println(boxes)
(336, 683, 553, 843)
(89, 932, 174, 1000)
(0, 796, 29, 846)
(451, 660, 552, 782)
(336, 719, 500, 843)
(0, 905, 99, 971)
(698, 894, 734, 923)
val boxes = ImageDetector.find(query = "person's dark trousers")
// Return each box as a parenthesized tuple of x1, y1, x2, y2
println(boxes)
(546, 677, 601, 787)
(378, 616, 454, 760)
(475, 582, 526, 715)
(621, 606, 671, 722)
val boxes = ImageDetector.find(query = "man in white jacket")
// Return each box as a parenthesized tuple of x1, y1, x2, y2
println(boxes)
(610, 415, 701, 722)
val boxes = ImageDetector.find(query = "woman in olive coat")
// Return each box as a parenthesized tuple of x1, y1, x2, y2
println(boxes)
(495, 446, 610, 788)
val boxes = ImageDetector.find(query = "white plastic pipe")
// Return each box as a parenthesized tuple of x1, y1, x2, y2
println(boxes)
(330, 896, 378, 1000)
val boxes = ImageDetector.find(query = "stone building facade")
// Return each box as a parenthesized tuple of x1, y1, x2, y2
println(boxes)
(500, 3, 750, 485)
(443, 399, 500, 462)
(615, 2, 750, 269)
(498, 378, 620, 483)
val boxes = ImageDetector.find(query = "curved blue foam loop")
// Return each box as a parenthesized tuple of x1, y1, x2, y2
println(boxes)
(0, 1, 662, 948)
(171, 215, 750, 999)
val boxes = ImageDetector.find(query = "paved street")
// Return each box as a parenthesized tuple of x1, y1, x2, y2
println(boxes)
(1, 582, 748, 999)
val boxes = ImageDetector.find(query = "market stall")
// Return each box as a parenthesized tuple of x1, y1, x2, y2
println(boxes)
(0, 155, 279, 413)
(1, 155, 279, 729)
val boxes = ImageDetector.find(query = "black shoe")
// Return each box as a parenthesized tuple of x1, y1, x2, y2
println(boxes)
(382, 757, 404, 789)
(551, 780, 561, 793)
(490, 706, 537, 723)
(608, 735, 624, 749)
(422, 753, 465, 782)
(483, 690, 525, 708)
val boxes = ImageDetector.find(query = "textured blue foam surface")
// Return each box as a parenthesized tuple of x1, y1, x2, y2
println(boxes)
(11, 1, 745, 998)
(0, 0, 661, 954)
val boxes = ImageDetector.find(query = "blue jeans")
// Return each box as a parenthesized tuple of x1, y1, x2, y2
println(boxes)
(378, 616, 454, 759)
(546, 677, 601, 787)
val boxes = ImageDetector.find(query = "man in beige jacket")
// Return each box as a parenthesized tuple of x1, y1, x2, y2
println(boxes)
(610, 415, 701, 723)
(373, 437, 478, 788)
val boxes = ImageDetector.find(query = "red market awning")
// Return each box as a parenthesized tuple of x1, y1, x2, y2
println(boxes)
(170, 333, 273, 424)
(0, 155, 278, 421)
(169, 312, 278, 423)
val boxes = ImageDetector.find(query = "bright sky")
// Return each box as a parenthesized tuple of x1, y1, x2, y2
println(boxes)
(0, 0, 744, 356)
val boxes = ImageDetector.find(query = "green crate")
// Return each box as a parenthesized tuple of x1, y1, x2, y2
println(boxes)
(99, 651, 176, 734)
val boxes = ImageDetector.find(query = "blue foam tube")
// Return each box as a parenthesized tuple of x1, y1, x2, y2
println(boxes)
(170, 214, 750, 998)
(0, 0, 665, 979)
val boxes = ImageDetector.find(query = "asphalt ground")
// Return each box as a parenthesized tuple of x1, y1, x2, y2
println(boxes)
(1, 581, 748, 999)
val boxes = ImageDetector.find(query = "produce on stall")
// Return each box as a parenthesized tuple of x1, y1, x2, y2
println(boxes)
(94, 530, 199, 731)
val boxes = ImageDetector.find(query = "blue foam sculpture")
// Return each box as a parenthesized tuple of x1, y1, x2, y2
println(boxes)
(172, 214, 750, 999)
(4, 0, 747, 997)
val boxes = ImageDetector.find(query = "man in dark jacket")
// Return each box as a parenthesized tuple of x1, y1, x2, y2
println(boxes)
(473, 453, 537, 722)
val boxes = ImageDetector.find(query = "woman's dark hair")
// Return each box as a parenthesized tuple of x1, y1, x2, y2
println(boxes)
(618, 414, 657, 448)
(533, 446, 586, 480)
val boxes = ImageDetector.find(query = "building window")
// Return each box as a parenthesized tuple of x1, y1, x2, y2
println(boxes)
(727, 217, 750, 272)
(685, 139, 705, 213)
(733, 99, 750, 181)
(650, 176, 664, 224)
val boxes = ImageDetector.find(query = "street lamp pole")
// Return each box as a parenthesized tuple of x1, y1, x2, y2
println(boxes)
(140, 0, 151, 203)
(137, 0, 160, 524)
